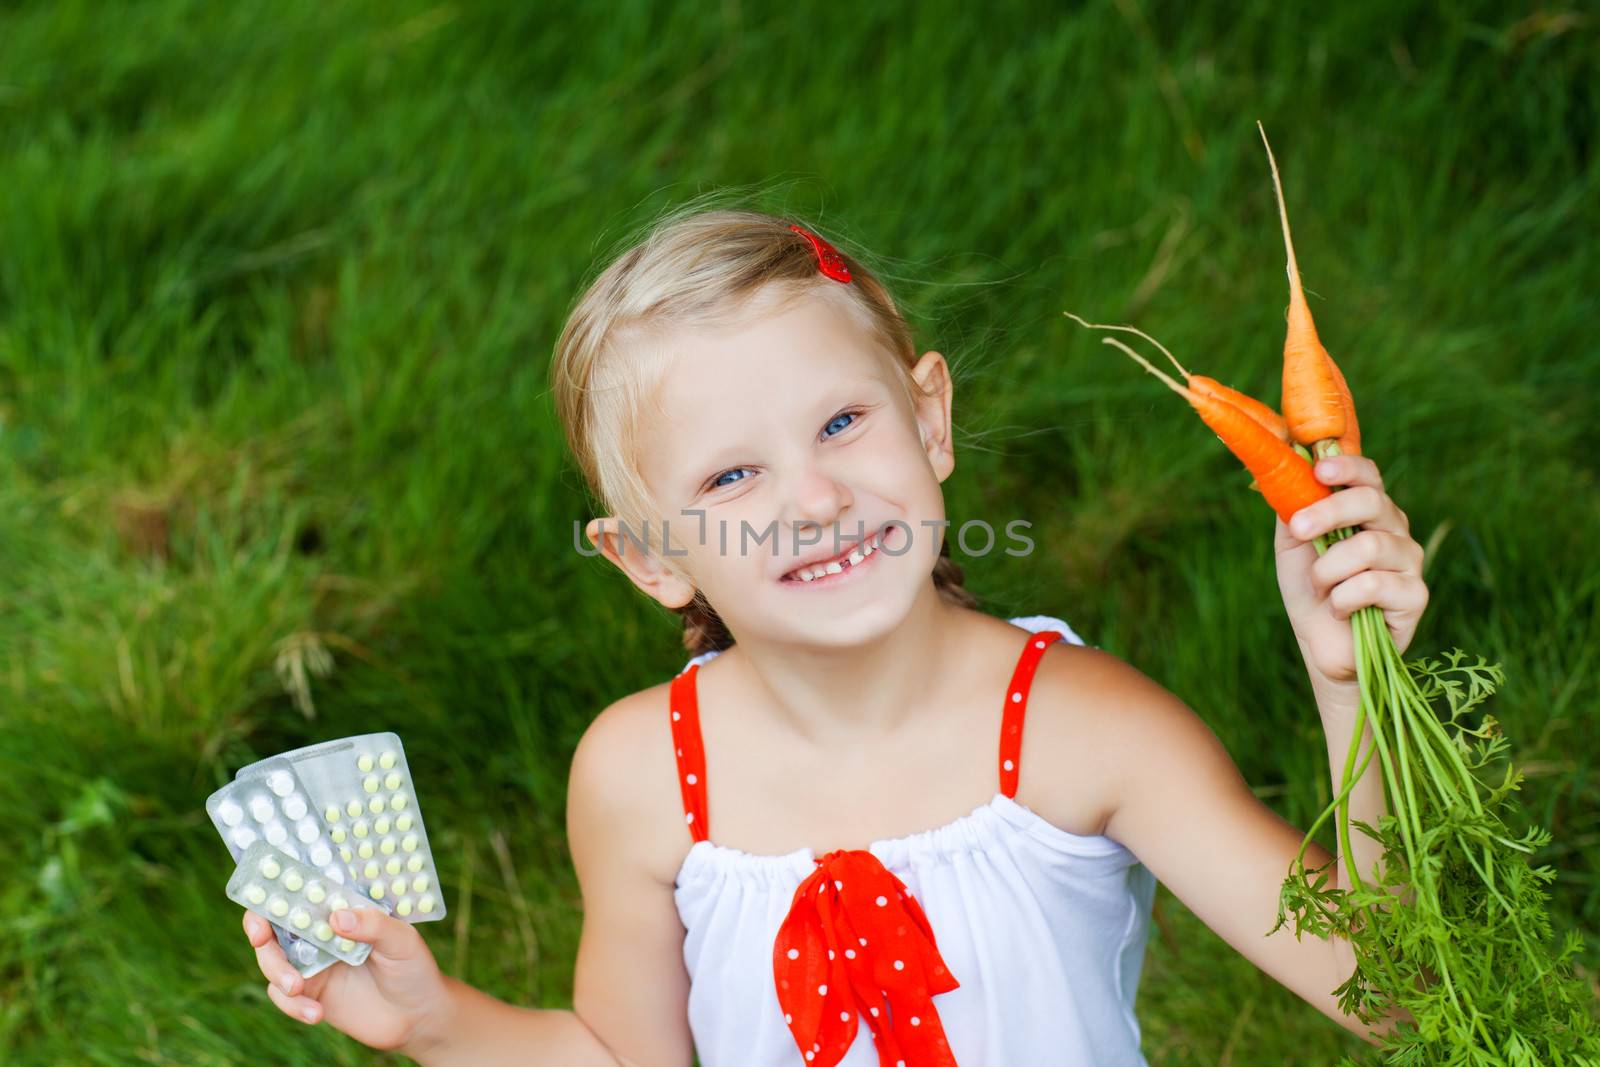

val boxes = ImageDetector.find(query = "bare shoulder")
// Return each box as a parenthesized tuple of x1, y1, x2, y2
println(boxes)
(1020, 640, 1230, 840)
(568, 678, 694, 888)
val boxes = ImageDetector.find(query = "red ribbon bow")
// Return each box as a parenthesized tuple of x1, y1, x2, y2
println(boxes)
(773, 848, 960, 1066)
(790, 223, 853, 283)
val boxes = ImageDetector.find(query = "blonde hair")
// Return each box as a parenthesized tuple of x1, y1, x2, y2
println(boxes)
(552, 201, 979, 656)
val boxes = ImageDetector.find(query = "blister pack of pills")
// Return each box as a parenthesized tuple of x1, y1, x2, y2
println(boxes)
(227, 840, 381, 967)
(206, 758, 349, 976)
(237, 732, 445, 922)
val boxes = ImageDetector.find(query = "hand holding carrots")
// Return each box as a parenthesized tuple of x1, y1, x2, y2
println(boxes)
(1273, 454, 1429, 701)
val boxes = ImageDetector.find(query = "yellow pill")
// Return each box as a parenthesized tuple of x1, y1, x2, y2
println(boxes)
(328, 894, 349, 911)
(396, 898, 413, 917)
(369, 882, 385, 900)
(395, 814, 413, 832)
(330, 827, 346, 844)
(385, 857, 402, 876)
(407, 854, 424, 873)
(384, 772, 402, 791)
(379, 750, 397, 770)
(390, 794, 408, 812)
(352, 820, 369, 839)
(357, 753, 374, 773)
(362, 775, 379, 794)
(282, 870, 304, 893)
(417, 894, 436, 915)
(401, 834, 418, 853)
(306, 883, 326, 904)
(368, 796, 385, 815)
(324, 805, 341, 824)
(336, 937, 356, 952)
(411, 875, 430, 893)
(389, 878, 407, 897)
(357, 841, 374, 860)
(268, 897, 289, 918)
(339, 845, 352, 863)
(244, 884, 266, 905)
(346, 799, 363, 818)
(373, 816, 391, 835)
(314, 922, 334, 941)
(380, 837, 396, 855)
(290, 909, 311, 931)
(259, 857, 281, 880)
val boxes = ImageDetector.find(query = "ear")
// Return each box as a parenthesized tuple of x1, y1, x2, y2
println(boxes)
(910, 350, 955, 482)
(585, 516, 698, 610)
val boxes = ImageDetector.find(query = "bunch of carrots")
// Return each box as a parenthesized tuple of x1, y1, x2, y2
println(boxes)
(1069, 125, 1600, 1065)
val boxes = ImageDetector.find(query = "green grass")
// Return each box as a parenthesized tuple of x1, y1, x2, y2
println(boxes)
(1, 1, 1596, 1063)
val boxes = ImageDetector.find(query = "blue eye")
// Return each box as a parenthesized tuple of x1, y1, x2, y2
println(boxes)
(709, 468, 749, 490)
(823, 410, 859, 438)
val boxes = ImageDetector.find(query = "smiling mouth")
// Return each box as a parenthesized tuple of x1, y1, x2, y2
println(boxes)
(780, 528, 889, 584)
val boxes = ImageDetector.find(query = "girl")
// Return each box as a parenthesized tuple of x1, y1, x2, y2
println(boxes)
(242, 208, 1430, 1065)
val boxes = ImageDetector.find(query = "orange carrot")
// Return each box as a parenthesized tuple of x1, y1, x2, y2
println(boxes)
(1101, 336, 1330, 523)
(1325, 350, 1362, 456)
(1259, 123, 1347, 447)
(1063, 314, 1290, 442)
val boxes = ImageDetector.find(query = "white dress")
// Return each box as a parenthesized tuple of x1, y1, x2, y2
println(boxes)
(666, 615, 1158, 1066)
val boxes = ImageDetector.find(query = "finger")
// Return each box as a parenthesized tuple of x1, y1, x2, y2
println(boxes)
(330, 906, 426, 961)
(1310, 531, 1424, 597)
(250, 922, 307, 997)
(265, 977, 324, 1025)
(1328, 569, 1429, 622)
(1313, 454, 1383, 493)
(243, 910, 276, 949)
(1289, 485, 1404, 541)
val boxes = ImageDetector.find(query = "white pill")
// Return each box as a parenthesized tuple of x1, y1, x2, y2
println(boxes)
(292, 941, 319, 965)
(217, 800, 244, 827)
(357, 753, 374, 773)
(401, 834, 418, 853)
(417, 894, 436, 915)
(390, 793, 408, 812)
(345, 799, 363, 818)
(411, 874, 430, 893)
(357, 841, 374, 860)
(314, 922, 334, 941)
(259, 856, 282, 879)
(368, 796, 385, 815)
(362, 775, 380, 794)
(282, 870, 304, 893)
(266, 771, 294, 797)
(395, 814, 413, 832)
(363, 861, 380, 880)
(290, 909, 311, 930)
(249, 796, 276, 823)
(309, 843, 332, 867)
(373, 816, 391, 835)
(296, 818, 319, 844)
(305, 882, 326, 904)
(380, 837, 396, 856)
(336, 938, 357, 952)
(268, 896, 289, 917)
(379, 750, 397, 770)
(282, 795, 307, 821)
(264, 822, 289, 846)
(396, 898, 413, 917)
(230, 826, 259, 850)
(278, 843, 301, 862)
(385, 857, 402, 876)
(324, 805, 341, 823)
(406, 854, 424, 873)
(244, 883, 266, 904)
(384, 772, 402, 791)
(322, 865, 344, 882)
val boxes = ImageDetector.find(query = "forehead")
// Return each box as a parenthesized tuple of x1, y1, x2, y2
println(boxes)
(639, 291, 897, 481)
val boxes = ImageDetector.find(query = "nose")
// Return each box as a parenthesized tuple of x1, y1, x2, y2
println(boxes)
(780, 463, 855, 546)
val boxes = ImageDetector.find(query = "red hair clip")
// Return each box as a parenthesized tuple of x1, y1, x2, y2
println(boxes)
(789, 223, 852, 283)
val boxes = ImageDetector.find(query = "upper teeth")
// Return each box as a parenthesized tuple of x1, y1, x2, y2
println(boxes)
(790, 533, 880, 582)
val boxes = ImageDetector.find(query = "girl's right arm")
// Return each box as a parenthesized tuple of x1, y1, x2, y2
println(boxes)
(244, 691, 696, 1067)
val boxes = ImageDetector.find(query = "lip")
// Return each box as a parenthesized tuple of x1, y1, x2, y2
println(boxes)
(778, 524, 893, 586)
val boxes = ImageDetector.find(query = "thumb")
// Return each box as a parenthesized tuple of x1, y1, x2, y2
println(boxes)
(331, 906, 425, 961)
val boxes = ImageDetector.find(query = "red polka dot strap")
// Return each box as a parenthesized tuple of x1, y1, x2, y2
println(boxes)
(668, 663, 709, 843)
(999, 629, 1065, 798)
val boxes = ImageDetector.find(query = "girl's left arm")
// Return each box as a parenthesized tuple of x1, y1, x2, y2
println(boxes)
(1069, 452, 1427, 1046)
